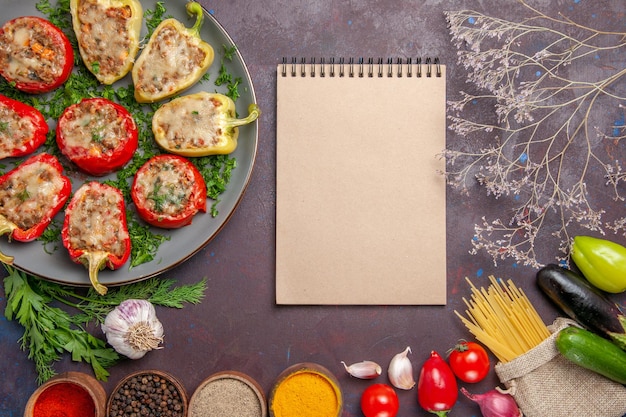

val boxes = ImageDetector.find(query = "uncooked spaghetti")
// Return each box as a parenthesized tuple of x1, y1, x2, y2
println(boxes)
(455, 276, 551, 363)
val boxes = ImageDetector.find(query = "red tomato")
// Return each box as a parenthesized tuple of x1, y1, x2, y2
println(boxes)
(417, 351, 458, 415)
(360, 383, 399, 417)
(448, 341, 490, 383)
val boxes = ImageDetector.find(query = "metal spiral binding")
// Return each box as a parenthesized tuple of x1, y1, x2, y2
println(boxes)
(281, 57, 441, 78)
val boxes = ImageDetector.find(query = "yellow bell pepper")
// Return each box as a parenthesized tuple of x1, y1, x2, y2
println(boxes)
(132, 1, 214, 103)
(152, 92, 260, 156)
(571, 235, 626, 293)
(70, 0, 143, 85)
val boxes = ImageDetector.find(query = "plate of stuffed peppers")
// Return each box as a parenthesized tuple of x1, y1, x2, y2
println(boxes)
(0, 0, 259, 293)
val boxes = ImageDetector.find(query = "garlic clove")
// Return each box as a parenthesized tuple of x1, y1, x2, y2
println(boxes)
(388, 346, 416, 390)
(341, 360, 382, 379)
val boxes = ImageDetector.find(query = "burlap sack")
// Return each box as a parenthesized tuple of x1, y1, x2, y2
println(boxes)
(494, 318, 626, 417)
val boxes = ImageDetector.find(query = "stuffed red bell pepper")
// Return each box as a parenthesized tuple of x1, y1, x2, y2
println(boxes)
(0, 153, 71, 264)
(0, 94, 48, 159)
(56, 97, 138, 176)
(62, 181, 131, 295)
(131, 154, 207, 228)
(0, 16, 74, 94)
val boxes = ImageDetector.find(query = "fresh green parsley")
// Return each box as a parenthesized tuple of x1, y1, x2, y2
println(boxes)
(91, 131, 103, 143)
(16, 189, 30, 202)
(144, 1, 169, 38)
(215, 61, 232, 87)
(227, 77, 242, 101)
(126, 215, 170, 268)
(214, 45, 242, 102)
(35, 0, 71, 30)
(195, 155, 237, 216)
(39, 220, 63, 254)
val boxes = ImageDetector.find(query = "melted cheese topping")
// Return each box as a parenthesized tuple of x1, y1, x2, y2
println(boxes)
(60, 100, 127, 156)
(76, 0, 133, 79)
(155, 95, 228, 150)
(0, 17, 67, 84)
(0, 104, 38, 158)
(66, 184, 127, 257)
(0, 161, 65, 230)
(135, 25, 207, 96)
(134, 158, 196, 216)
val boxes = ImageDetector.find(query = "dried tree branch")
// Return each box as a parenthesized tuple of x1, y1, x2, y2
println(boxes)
(444, 1, 626, 267)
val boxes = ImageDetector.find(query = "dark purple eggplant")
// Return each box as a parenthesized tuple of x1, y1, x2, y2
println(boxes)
(536, 264, 626, 350)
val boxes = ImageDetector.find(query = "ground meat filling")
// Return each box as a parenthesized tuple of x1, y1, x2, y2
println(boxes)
(61, 100, 127, 156)
(0, 18, 67, 85)
(135, 26, 207, 96)
(77, 0, 132, 79)
(0, 105, 37, 158)
(0, 162, 65, 230)
(66, 186, 127, 257)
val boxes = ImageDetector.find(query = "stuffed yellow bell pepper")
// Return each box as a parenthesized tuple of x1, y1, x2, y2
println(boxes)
(152, 92, 260, 156)
(132, 1, 214, 103)
(70, 0, 143, 84)
(571, 235, 626, 293)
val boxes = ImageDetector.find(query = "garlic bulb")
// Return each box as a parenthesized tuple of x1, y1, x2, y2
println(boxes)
(341, 360, 382, 379)
(102, 299, 164, 359)
(388, 346, 416, 390)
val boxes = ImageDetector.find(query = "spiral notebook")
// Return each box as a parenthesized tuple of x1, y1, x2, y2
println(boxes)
(276, 57, 447, 305)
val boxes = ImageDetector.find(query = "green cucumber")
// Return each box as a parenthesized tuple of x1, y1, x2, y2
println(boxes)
(556, 326, 626, 384)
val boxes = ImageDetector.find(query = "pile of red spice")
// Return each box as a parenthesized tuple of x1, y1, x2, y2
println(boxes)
(33, 382, 95, 417)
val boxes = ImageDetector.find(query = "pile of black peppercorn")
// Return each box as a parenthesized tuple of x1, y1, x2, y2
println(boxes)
(108, 373, 185, 417)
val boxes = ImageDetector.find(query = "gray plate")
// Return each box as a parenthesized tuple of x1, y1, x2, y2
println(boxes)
(0, 0, 258, 287)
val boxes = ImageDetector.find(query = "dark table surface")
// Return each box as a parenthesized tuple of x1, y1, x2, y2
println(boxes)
(2, 0, 626, 415)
